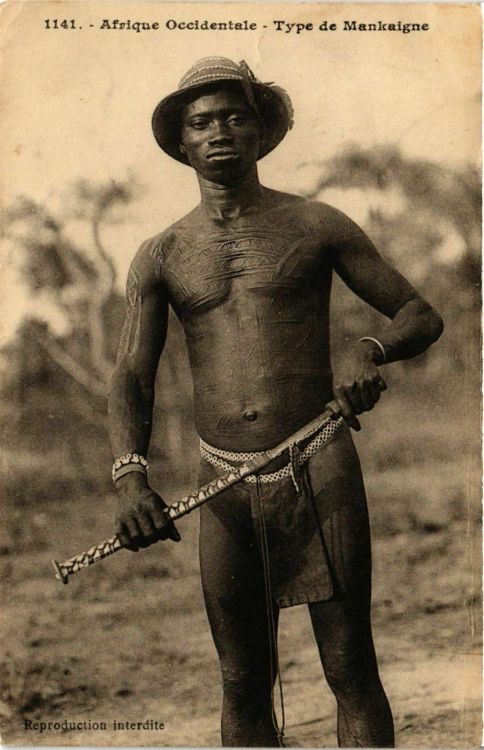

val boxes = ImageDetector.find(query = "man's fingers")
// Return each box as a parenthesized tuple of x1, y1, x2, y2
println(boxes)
(349, 414, 361, 431)
(137, 510, 158, 547)
(151, 505, 169, 532)
(136, 510, 156, 539)
(158, 521, 181, 543)
(358, 383, 375, 412)
(348, 384, 365, 414)
(117, 520, 140, 552)
(168, 524, 181, 543)
(366, 381, 382, 408)
(151, 505, 181, 543)
(334, 389, 361, 431)
(117, 524, 133, 550)
(365, 374, 387, 408)
(116, 496, 182, 553)
(354, 375, 387, 412)
(358, 377, 385, 411)
(377, 375, 387, 391)
(125, 517, 143, 550)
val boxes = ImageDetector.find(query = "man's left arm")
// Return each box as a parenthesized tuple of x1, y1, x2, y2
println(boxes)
(330, 214, 444, 428)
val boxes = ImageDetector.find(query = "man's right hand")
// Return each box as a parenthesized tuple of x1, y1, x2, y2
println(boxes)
(114, 473, 181, 552)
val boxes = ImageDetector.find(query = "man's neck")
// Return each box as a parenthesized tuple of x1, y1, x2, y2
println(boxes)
(197, 168, 263, 220)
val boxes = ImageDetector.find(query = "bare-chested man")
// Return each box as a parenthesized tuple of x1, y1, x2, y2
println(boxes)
(108, 58, 443, 748)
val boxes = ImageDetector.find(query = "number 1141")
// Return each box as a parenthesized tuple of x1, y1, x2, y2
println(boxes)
(44, 19, 77, 29)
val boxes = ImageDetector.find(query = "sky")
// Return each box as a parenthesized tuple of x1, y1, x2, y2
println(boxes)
(1, 1, 481, 342)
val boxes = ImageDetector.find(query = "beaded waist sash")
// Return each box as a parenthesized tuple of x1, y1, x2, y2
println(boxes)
(200, 415, 344, 485)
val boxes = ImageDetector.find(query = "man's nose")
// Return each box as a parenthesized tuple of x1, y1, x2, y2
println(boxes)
(207, 121, 233, 144)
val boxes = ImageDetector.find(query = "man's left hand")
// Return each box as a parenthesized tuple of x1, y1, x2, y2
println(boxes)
(333, 343, 386, 431)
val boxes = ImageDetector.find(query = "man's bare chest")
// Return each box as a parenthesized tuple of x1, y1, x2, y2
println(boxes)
(161, 220, 329, 315)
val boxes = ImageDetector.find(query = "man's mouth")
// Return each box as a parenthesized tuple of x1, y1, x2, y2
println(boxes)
(206, 150, 239, 162)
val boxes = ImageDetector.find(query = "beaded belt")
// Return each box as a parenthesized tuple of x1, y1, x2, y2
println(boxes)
(200, 415, 344, 486)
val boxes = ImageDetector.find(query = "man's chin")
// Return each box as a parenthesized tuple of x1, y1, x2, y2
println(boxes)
(201, 160, 247, 184)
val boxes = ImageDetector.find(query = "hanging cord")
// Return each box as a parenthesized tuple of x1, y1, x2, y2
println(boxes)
(288, 444, 301, 494)
(256, 478, 286, 748)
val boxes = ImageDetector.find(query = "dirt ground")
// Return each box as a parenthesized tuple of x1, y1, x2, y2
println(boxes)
(1, 394, 482, 748)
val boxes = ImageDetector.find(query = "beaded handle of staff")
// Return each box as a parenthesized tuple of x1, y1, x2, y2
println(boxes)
(53, 401, 341, 584)
(52, 457, 267, 584)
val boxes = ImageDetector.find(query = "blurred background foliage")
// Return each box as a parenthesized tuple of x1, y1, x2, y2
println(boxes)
(0, 144, 480, 535)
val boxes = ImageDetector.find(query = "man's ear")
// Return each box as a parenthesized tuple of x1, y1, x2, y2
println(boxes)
(179, 143, 187, 154)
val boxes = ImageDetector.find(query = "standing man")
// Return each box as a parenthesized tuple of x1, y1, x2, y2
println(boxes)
(108, 58, 443, 748)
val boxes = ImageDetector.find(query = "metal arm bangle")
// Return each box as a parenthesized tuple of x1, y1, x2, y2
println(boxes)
(358, 336, 387, 364)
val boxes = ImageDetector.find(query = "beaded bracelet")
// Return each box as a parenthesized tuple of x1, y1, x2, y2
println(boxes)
(358, 336, 387, 364)
(112, 453, 148, 484)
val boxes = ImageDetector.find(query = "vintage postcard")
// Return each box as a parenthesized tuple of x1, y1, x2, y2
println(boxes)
(0, 1, 481, 747)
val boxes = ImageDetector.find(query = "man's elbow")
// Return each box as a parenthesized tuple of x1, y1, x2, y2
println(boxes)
(108, 362, 154, 406)
(424, 304, 444, 345)
(417, 300, 444, 352)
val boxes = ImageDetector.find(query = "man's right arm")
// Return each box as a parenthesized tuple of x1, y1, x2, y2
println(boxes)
(108, 243, 180, 551)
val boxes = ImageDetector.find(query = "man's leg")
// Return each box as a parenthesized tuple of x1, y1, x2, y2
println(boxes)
(309, 597, 394, 747)
(307, 429, 394, 747)
(199, 486, 280, 747)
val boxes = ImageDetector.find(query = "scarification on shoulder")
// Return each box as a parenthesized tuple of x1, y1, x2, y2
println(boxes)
(149, 239, 166, 281)
(126, 263, 141, 305)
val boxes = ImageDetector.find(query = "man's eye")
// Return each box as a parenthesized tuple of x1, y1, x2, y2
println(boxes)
(190, 120, 207, 129)
(228, 116, 246, 126)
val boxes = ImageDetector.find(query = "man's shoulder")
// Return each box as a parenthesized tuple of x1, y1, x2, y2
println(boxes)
(141, 210, 197, 252)
(297, 197, 352, 228)
(265, 189, 350, 226)
(133, 207, 200, 270)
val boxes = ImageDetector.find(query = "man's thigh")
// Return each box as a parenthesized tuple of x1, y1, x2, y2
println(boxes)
(305, 423, 380, 679)
(198, 469, 274, 668)
(308, 422, 372, 607)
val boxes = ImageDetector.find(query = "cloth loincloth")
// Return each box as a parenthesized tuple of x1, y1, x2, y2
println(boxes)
(198, 419, 370, 608)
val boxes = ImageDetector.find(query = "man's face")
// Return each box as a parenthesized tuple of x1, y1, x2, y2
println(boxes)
(180, 88, 262, 183)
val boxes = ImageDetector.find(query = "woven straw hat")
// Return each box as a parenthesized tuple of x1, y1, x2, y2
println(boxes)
(151, 57, 294, 165)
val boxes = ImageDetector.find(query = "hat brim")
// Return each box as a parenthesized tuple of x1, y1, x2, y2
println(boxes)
(151, 79, 291, 165)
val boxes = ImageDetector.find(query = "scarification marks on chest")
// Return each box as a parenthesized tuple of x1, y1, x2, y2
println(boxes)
(164, 233, 287, 313)
(219, 236, 277, 254)
(182, 235, 280, 280)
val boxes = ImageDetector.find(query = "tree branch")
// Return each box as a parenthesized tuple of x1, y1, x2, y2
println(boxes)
(92, 212, 116, 290)
(35, 330, 107, 399)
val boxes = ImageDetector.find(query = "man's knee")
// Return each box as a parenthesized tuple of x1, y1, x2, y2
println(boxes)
(221, 666, 269, 706)
(323, 646, 375, 698)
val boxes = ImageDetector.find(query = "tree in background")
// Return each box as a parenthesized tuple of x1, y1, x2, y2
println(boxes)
(2, 180, 135, 399)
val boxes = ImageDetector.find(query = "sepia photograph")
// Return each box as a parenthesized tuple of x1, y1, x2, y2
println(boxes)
(0, 2, 481, 747)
